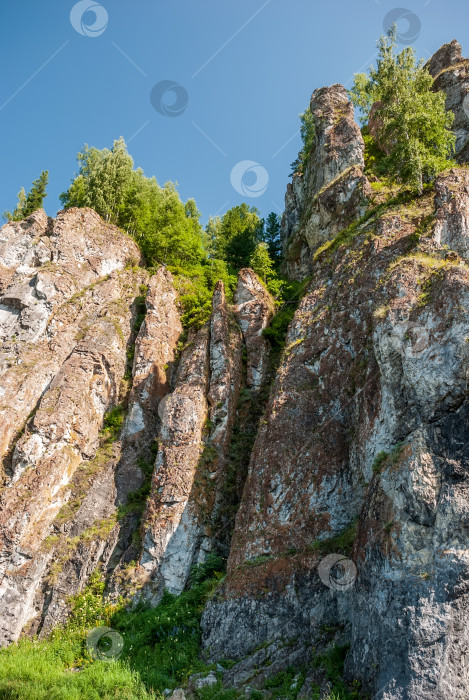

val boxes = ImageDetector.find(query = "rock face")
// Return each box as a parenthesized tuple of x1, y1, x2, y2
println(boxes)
(233, 268, 274, 392)
(281, 84, 371, 279)
(2, 38, 469, 700)
(138, 279, 253, 601)
(433, 169, 469, 259)
(123, 267, 182, 448)
(139, 324, 211, 601)
(203, 171, 469, 698)
(0, 207, 145, 644)
(426, 40, 469, 163)
(201, 43, 469, 698)
(0, 205, 273, 640)
(36, 266, 183, 635)
(0, 208, 141, 468)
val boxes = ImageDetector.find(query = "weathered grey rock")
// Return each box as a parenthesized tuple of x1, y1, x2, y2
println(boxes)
(139, 325, 210, 602)
(0, 265, 145, 645)
(168, 690, 186, 700)
(234, 268, 274, 392)
(123, 267, 182, 445)
(433, 169, 469, 259)
(193, 672, 217, 689)
(281, 84, 371, 278)
(203, 170, 469, 699)
(426, 40, 469, 163)
(0, 207, 142, 468)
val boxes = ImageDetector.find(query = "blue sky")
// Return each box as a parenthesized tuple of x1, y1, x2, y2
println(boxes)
(0, 0, 467, 225)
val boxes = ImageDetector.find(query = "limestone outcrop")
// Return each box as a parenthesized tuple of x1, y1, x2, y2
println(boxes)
(2, 38, 469, 700)
(281, 85, 371, 279)
(201, 53, 469, 696)
(233, 268, 274, 393)
(0, 205, 272, 641)
(0, 215, 145, 643)
(139, 324, 211, 602)
(203, 171, 469, 697)
(427, 39, 469, 163)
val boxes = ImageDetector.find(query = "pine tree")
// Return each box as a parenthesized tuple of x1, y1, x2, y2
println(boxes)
(350, 26, 455, 193)
(263, 212, 282, 264)
(3, 187, 26, 222)
(3, 171, 49, 222)
(22, 171, 49, 216)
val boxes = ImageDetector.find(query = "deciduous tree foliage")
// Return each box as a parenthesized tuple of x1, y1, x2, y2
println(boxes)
(249, 241, 275, 284)
(213, 203, 263, 269)
(60, 138, 204, 267)
(350, 27, 455, 193)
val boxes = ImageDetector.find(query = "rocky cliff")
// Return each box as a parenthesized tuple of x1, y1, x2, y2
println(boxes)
(202, 41, 469, 700)
(0, 211, 274, 647)
(1, 40, 469, 700)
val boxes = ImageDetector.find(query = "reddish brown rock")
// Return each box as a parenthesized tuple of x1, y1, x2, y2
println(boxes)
(433, 169, 469, 259)
(0, 267, 145, 645)
(0, 207, 142, 469)
(426, 40, 469, 163)
(203, 171, 469, 700)
(426, 39, 463, 77)
(123, 267, 182, 445)
(38, 268, 184, 634)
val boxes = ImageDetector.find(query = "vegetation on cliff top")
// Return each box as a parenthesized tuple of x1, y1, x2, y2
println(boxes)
(350, 26, 455, 193)
(3, 137, 285, 329)
(3, 170, 49, 222)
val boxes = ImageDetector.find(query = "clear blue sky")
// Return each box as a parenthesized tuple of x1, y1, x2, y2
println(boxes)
(0, 0, 466, 225)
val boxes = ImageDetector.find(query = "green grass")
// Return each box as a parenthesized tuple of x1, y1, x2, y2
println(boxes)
(0, 559, 226, 700)
(309, 520, 358, 557)
(372, 443, 405, 476)
(311, 645, 362, 700)
(0, 643, 155, 700)
(263, 667, 306, 698)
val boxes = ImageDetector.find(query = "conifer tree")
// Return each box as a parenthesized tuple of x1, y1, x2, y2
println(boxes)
(263, 212, 282, 264)
(3, 172, 48, 221)
(23, 171, 49, 216)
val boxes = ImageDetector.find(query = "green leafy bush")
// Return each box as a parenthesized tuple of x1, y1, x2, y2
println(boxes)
(101, 405, 126, 441)
(290, 107, 316, 176)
